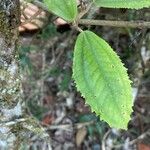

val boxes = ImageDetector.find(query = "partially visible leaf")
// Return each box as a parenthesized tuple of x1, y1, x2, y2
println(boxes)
(43, 0, 77, 21)
(73, 30, 133, 129)
(94, 0, 150, 9)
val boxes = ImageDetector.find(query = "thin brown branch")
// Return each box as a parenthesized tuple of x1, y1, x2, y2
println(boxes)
(78, 19, 150, 28)
(78, 2, 93, 19)
(45, 121, 94, 131)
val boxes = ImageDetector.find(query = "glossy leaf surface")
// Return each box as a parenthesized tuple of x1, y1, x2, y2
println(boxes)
(44, 0, 77, 21)
(73, 30, 133, 129)
(94, 0, 150, 9)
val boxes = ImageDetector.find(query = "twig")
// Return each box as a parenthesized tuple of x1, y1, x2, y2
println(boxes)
(78, 2, 93, 19)
(46, 121, 94, 131)
(0, 118, 28, 127)
(78, 19, 150, 28)
(112, 130, 150, 149)
(102, 129, 150, 149)
(102, 129, 111, 150)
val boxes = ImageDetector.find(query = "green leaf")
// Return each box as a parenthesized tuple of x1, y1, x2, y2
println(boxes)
(43, 0, 77, 21)
(73, 30, 133, 129)
(94, 0, 150, 9)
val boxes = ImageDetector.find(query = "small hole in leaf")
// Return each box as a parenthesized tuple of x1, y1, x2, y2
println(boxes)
(122, 112, 126, 116)
(121, 105, 125, 108)
(111, 65, 115, 68)
(116, 79, 121, 83)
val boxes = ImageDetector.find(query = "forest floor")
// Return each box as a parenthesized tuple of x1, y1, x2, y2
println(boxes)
(20, 3, 150, 150)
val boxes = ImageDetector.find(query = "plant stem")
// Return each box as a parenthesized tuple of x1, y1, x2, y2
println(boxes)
(78, 19, 150, 28)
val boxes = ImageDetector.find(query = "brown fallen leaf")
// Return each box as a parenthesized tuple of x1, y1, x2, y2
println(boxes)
(42, 114, 54, 125)
(76, 127, 87, 147)
(20, 1, 46, 32)
(138, 143, 150, 150)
